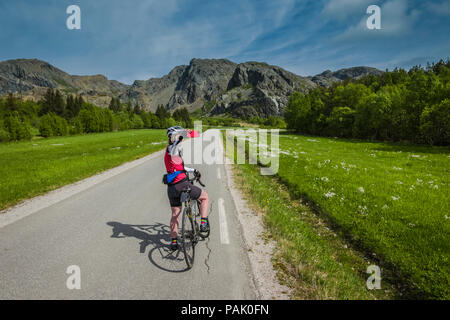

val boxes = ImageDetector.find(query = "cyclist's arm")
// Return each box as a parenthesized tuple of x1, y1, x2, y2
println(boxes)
(168, 138, 195, 173)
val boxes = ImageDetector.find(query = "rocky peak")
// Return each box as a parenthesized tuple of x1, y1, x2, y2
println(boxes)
(208, 61, 316, 117)
(310, 66, 383, 87)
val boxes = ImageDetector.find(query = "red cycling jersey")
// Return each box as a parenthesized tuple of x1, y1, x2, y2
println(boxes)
(164, 147, 187, 184)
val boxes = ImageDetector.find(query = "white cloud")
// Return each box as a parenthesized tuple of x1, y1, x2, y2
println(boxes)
(334, 0, 420, 42)
(322, 0, 374, 21)
(425, 1, 450, 16)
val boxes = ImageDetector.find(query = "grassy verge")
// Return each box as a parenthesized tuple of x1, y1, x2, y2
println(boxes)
(272, 134, 449, 299)
(0, 129, 166, 210)
(228, 131, 449, 299)
(224, 133, 396, 299)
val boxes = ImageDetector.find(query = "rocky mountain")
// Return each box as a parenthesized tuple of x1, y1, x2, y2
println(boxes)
(0, 58, 383, 117)
(209, 61, 315, 117)
(129, 58, 237, 112)
(0, 59, 129, 107)
(309, 66, 383, 87)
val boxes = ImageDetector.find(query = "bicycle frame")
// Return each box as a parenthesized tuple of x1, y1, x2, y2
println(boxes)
(180, 173, 204, 269)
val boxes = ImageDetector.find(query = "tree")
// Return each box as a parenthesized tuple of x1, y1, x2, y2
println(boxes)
(173, 107, 192, 127)
(53, 90, 65, 116)
(4, 112, 32, 140)
(131, 114, 144, 128)
(156, 104, 170, 120)
(326, 107, 355, 137)
(109, 97, 121, 113)
(126, 99, 132, 114)
(284, 92, 311, 132)
(5, 93, 18, 113)
(140, 112, 152, 128)
(39, 113, 69, 137)
(133, 103, 141, 115)
(65, 95, 81, 119)
(40, 88, 54, 116)
(420, 99, 450, 145)
(40, 88, 65, 116)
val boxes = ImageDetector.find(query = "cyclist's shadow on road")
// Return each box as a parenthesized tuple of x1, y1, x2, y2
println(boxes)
(106, 221, 190, 273)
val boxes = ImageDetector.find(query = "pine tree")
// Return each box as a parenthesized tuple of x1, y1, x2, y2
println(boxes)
(40, 88, 55, 116)
(65, 95, 74, 119)
(156, 104, 170, 120)
(133, 103, 141, 114)
(5, 93, 17, 113)
(53, 90, 65, 117)
(109, 97, 115, 112)
(126, 99, 132, 113)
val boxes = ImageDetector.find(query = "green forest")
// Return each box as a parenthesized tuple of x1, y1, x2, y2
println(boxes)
(285, 60, 450, 145)
(0, 89, 192, 142)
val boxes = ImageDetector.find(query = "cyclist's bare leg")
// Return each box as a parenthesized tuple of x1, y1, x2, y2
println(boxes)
(198, 190, 209, 219)
(170, 206, 182, 238)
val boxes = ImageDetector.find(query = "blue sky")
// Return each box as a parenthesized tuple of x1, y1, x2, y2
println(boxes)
(1, 0, 449, 84)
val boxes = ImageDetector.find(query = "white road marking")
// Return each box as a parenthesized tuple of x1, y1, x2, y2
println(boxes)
(218, 197, 230, 244)
(217, 167, 221, 179)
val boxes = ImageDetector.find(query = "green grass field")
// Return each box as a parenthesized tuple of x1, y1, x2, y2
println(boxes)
(229, 131, 449, 299)
(227, 153, 395, 299)
(0, 130, 166, 210)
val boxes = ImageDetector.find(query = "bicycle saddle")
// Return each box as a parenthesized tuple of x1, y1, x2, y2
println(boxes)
(180, 191, 189, 203)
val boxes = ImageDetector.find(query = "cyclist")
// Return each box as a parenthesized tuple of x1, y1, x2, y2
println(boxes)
(164, 126, 210, 251)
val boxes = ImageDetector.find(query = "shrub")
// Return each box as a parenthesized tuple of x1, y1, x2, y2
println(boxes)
(39, 113, 69, 137)
(3, 112, 32, 141)
(0, 128, 10, 142)
(69, 117, 83, 135)
(130, 114, 144, 129)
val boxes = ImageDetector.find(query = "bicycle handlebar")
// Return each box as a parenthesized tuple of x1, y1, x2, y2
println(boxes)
(188, 172, 205, 187)
(197, 178, 205, 187)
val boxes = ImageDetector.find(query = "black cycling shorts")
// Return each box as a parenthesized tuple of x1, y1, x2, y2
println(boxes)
(167, 180, 202, 207)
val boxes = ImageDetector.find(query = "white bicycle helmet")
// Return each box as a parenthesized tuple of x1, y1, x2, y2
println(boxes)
(167, 126, 186, 143)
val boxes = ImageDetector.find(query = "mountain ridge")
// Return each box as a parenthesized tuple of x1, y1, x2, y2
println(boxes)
(0, 58, 383, 116)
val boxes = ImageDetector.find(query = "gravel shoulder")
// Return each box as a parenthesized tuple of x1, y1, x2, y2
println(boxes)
(223, 158, 291, 300)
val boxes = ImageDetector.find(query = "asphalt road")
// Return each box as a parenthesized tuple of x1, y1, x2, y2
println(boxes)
(0, 132, 257, 299)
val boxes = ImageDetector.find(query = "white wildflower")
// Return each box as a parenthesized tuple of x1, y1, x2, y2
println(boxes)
(393, 166, 403, 170)
(382, 204, 389, 210)
(321, 177, 329, 182)
(358, 187, 365, 193)
(324, 191, 336, 198)
(391, 196, 400, 201)
(358, 205, 368, 215)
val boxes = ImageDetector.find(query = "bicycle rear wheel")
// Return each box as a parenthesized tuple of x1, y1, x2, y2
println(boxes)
(181, 206, 195, 269)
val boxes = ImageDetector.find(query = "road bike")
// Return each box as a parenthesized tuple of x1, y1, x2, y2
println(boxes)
(180, 172, 209, 269)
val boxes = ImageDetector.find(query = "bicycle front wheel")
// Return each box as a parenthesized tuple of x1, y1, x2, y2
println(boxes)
(181, 206, 195, 269)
